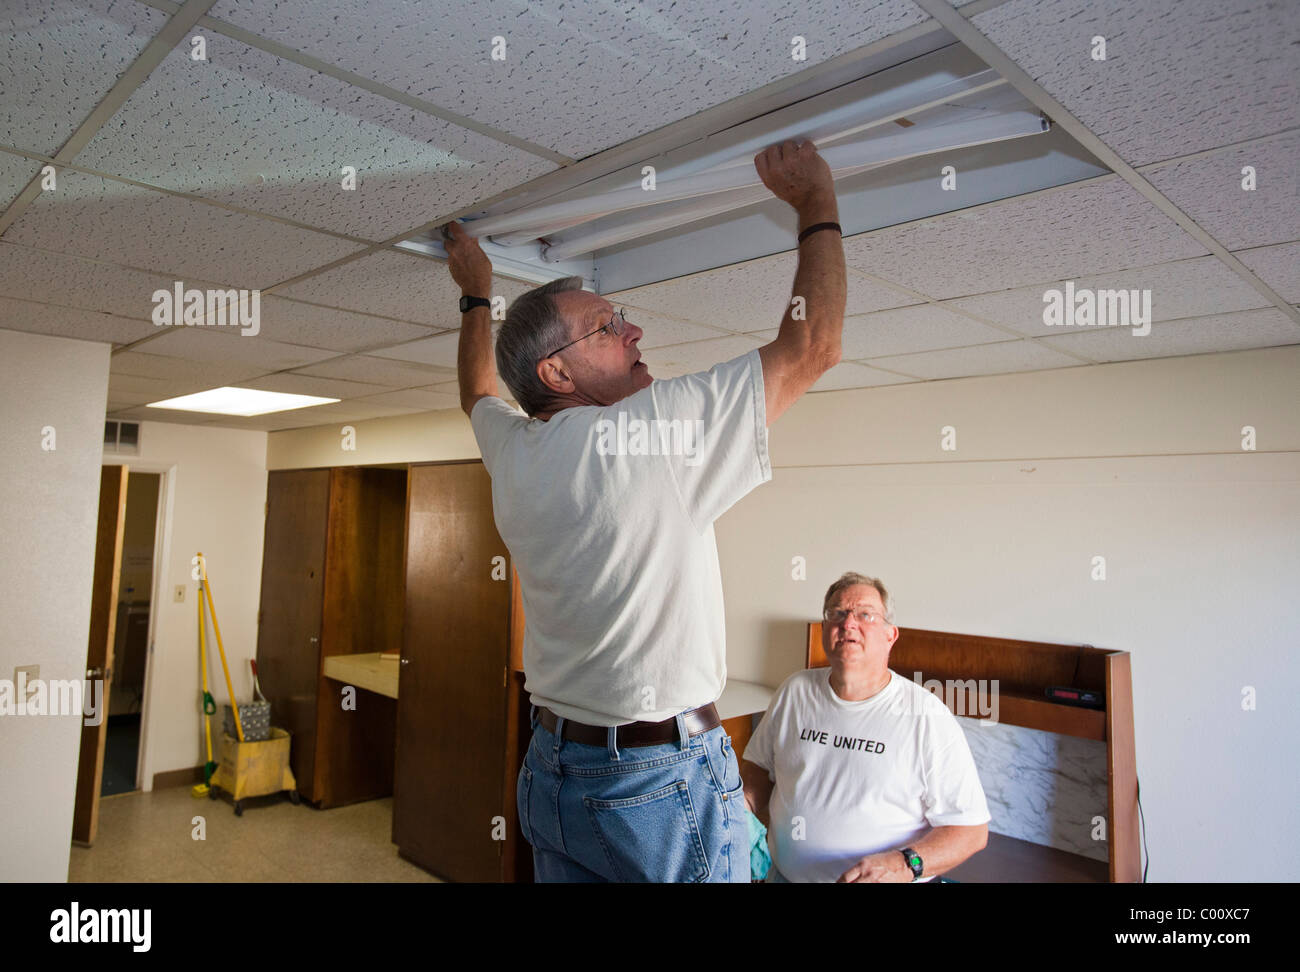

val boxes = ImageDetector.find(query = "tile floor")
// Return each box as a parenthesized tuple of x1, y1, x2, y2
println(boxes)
(68, 786, 440, 882)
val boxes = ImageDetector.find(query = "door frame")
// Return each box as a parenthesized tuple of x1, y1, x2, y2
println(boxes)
(102, 458, 177, 793)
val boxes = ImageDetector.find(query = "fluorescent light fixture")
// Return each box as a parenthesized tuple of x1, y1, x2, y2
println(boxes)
(146, 387, 338, 416)
(458, 110, 1048, 262)
(539, 111, 1049, 262)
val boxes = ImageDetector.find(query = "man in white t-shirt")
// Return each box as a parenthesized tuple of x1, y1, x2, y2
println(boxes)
(442, 140, 847, 882)
(742, 573, 990, 883)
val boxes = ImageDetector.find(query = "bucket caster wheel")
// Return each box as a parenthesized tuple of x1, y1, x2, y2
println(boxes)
(288, 790, 300, 806)
(234, 801, 244, 817)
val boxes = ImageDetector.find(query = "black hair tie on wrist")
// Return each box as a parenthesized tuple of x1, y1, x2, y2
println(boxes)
(798, 221, 842, 243)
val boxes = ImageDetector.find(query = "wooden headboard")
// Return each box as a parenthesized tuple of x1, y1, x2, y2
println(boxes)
(806, 621, 1139, 882)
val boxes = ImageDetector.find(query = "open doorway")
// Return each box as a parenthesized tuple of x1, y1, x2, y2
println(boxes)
(101, 471, 160, 797)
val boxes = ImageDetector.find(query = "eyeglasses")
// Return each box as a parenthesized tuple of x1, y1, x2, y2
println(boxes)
(540, 307, 628, 362)
(823, 607, 886, 627)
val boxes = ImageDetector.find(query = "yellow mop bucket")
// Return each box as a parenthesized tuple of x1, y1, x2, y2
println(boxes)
(210, 728, 299, 816)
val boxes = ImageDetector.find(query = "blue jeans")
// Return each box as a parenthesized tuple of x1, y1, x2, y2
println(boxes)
(518, 705, 751, 883)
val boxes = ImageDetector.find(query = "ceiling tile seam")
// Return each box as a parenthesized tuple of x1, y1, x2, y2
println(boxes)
(0, 292, 158, 327)
(0, 238, 249, 295)
(903, 248, 1294, 307)
(0, 145, 383, 249)
(1131, 126, 1300, 173)
(911, 0, 1300, 327)
(128, 0, 572, 165)
(0, 0, 218, 237)
(857, 335, 1083, 366)
(840, 358, 926, 380)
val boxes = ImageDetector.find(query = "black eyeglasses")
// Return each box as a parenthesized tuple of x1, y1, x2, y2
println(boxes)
(540, 307, 629, 362)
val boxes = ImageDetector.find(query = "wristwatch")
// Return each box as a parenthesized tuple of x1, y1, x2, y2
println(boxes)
(899, 847, 923, 881)
(459, 295, 490, 313)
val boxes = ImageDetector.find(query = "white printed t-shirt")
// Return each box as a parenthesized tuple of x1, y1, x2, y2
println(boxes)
(744, 667, 990, 883)
(470, 349, 770, 726)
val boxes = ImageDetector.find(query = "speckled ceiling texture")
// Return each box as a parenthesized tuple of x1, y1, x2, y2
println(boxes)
(970, 0, 1299, 168)
(206, 0, 933, 159)
(0, 0, 1295, 426)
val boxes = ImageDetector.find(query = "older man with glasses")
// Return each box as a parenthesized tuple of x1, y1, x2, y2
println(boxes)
(443, 139, 846, 882)
(741, 572, 990, 883)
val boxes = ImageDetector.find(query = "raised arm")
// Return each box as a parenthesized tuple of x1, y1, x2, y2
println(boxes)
(443, 220, 499, 415)
(754, 139, 847, 426)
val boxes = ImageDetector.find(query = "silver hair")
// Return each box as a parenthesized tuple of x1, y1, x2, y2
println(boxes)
(495, 276, 585, 417)
(822, 572, 895, 624)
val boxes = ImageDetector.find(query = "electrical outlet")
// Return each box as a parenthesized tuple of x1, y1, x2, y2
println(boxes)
(174, 585, 186, 603)
(13, 665, 39, 702)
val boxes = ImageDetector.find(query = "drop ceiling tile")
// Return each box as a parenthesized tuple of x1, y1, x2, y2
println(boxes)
(222, 400, 423, 432)
(207, 0, 930, 159)
(837, 304, 1012, 358)
(945, 256, 1273, 337)
(276, 251, 463, 325)
(1235, 242, 1300, 301)
(1037, 308, 1300, 361)
(810, 361, 913, 390)
(844, 178, 1208, 299)
(74, 32, 556, 241)
(1144, 130, 1300, 250)
(972, 0, 1300, 167)
(623, 309, 734, 349)
(6, 170, 364, 289)
(134, 327, 340, 370)
(369, 328, 491, 368)
(0, 0, 167, 155)
(0, 152, 40, 208)
(352, 387, 462, 411)
(0, 296, 156, 345)
(868, 338, 1084, 379)
(234, 372, 387, 400)
(110, 349, 264, 384)
(293, 353, 454, 387)
(108, 373, 175, 405)
(0, 240, 200, 320)
(251, 296, 436, 351)
(607, 251, 917, 334)
(639, 334, 765, 378)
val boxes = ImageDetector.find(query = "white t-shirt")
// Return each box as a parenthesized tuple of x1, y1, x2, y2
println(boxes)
(744, 668, 990, 883)
(470, 349, 771, 726)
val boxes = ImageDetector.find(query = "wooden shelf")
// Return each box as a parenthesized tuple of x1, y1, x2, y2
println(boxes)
(322, 652, 399, 700)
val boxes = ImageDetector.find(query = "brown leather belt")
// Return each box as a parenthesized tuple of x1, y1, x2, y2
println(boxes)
(538, 703, 720, 747)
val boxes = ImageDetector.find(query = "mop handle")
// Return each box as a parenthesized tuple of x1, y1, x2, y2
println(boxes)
(197, 553, 244, 742)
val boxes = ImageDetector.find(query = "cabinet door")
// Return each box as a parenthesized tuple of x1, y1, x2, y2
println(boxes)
(395, 462, 511, 881)
(255, 469, 330, 800)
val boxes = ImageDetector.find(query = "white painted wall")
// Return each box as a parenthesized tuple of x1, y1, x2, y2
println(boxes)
(0, 330, 110, 882)
(265, 346, 1300, 881)
(106, 422, 268, 791)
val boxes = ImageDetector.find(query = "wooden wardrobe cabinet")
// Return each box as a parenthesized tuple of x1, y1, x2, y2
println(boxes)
(393, 460, 532, 882)
(255, 466, 407, 808)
